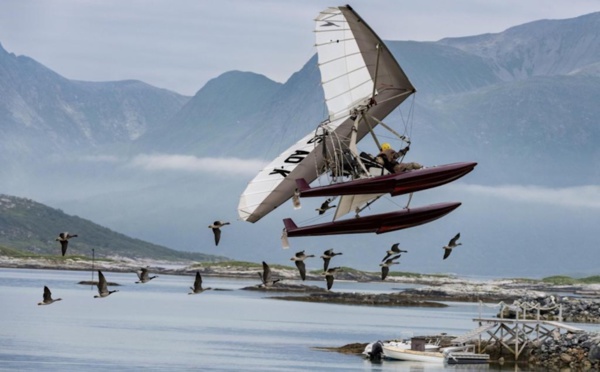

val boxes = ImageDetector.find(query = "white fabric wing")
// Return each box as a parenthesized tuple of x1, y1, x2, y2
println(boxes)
(238, 5, 415, 223)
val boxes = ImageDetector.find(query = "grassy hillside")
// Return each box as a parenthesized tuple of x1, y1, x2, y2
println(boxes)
(0, 194, 228, 262)
(542, 275, 600, 285)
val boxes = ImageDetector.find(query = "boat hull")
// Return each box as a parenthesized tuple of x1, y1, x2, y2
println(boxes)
(283, 202, 461, 237)
(296, 162, 477, 198)
(382, 345, 445, 363)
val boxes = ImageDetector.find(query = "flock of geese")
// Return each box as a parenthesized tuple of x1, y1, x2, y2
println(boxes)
(38, 265, 206, 305)
(38, 231, 213, 305)
(38, 226, 463, 305)
(261, 231, 462, 290)
(288, 249, 344, 289)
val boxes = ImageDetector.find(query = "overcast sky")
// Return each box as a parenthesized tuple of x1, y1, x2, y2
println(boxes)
(0, 0, 598, 96)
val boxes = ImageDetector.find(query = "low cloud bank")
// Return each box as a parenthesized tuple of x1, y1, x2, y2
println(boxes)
(456, 184, 600, 209)
(128, 154, 266, 176)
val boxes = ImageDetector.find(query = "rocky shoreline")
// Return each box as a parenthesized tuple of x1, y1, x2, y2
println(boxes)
(270, 291, 448, 307)
(2, 256, 600, 301)
(527, 331, 600, 369)
(500, 294, 600, 324)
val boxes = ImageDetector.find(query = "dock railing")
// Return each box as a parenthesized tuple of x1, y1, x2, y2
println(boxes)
(452, 300, 583, 360)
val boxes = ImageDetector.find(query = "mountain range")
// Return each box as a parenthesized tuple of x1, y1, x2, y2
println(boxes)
(1, 11, 599, 277)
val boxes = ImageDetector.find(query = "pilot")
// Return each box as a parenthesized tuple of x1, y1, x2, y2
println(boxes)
(375, 143, 422, 173)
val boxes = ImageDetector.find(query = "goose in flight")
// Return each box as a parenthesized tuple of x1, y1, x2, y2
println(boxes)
(56, 232, 78, 256)
(315, 198, 336, 215)
(290, 250, 315, 281)
(323, 267, 341, 290)
(38, 286, 62, 305)
(94, 270, 119, 298)
(189, 271, 211, 294)
(380, 254, 401, 280)
(135, 267, 158, 283)
(382, 243, 407, 262)
(258, 261, 280, 288)
(320, 249, 342, 272)
(443, 233, 462, 260)
(208, 221, 230, 246)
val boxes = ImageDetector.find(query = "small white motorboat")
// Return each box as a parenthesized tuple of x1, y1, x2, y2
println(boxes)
(382, 345, 445, 363)
(363, 337, 441, 361)
(366, 338, 490, 364)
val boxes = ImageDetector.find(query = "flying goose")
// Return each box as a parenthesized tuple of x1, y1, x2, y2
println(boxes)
(189, 271, 211, 294)
(38, 286, 62, 305)
(55, 232, 78, 256)
(94, 270, 118, 298)
(322, 267, 341, 290)
(135, 267, 158, 283)
(290, 250, 315, 281)
(380, 254, 401, 280)
(320, 249, 342, 272)
(443, 233, 462, 260)
(208, 220, 230, 246)
(258, 261, 280, 288)
(382, 243, 407, 262)
(315, 198, 336, 215)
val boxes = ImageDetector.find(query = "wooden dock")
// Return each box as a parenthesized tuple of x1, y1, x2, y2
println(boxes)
(451, 302, 584, 360)
(452, 318, 584, 360)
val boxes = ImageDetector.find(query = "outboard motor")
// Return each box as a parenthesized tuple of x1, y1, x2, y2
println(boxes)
(366, 340, 384, 362)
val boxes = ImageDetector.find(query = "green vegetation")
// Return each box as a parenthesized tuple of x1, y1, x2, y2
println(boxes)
(579, 276, 600, 284)
(337, 266, 365, 274)
(191, 260, 262, 269)
(542, 276, 579, 285)
(542, 275, 600, 285)
(385, 271, 452, 279)
(270, 263, 296, 270)
(0, 244, 41, 258)
(507, 278, 540, 284)
(307, 266, 353, 275)
(0, 244, 114, 262)
(385, 271, 425, 278)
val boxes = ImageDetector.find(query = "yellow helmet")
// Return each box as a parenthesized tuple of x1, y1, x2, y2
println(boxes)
(381, 143, 391, 151)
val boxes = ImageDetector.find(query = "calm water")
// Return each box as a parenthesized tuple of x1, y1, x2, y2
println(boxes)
(0, 268, 570, 371)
